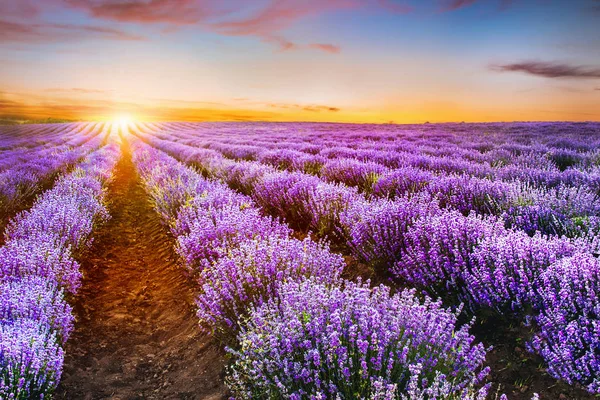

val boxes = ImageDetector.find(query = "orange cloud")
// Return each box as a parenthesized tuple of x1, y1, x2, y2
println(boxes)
(303, 105, 341, 112)
(0, 92, 346, 123)
(260, 101, 342, 112)
(44, 88, 109, 94)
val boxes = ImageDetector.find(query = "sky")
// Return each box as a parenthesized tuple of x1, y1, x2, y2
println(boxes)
(0, 0, 599, 123)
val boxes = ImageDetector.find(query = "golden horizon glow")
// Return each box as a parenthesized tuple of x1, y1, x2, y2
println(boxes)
(114, 113, 134, 125)
(1, 2, 599, 123)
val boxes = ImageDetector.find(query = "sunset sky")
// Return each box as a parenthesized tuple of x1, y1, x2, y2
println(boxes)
(1, 0, 599, 123)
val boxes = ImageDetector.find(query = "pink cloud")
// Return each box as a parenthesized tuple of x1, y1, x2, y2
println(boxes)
(0, 19, 144, 43)
(309, 43, 341, 53)
(64, 0, 219, 25)
(378, 0, 414, 13)
(439, 0, 478, 12)
(1, 0, 413, 50)
(438, 0, 515, 12)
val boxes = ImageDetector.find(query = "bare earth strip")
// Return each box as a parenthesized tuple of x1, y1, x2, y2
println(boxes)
(56, 144, 227, 400)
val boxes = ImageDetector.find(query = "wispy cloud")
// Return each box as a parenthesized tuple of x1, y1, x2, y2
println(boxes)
(490, 61, 600, 79)
(303, 105, 340, 112)
(378, 0, 414, 13)
(5, 0, 412, 51)
(265, 102, 341, 112)
(0, 2, 44, 18)
(309, 43, 341, 53)
(65, 0, 218, 25)
(439, 0, 514, 12)
(0, 19, 144, 43)
(44, 87, 109, 94)
(440, 0, 478, 12)
(206, 0, 355, 51)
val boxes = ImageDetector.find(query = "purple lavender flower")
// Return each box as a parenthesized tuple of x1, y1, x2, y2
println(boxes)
(0, 141, 120, 398)
(392, 210, 506, 303)
(530, 253, 600, 393)
(0, 276, 74, 343)
(175, 202, 290, 273)
(0, 317, 64, 399)
(465, 231, 578, 313)
(340, 195, 439, 273)
(196, 236, 344, 343)
(227, 279, 489, 399)
(0, 236, 82, 294)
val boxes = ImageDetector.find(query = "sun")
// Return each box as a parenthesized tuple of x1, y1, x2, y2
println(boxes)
(114, 113, 133, 126)
(112, 113, 136, 136)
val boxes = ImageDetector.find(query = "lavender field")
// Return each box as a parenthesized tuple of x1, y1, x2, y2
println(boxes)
(2, 121, 600, 399)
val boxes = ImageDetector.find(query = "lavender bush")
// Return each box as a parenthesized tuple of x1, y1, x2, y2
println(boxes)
(131, 121, 600, 395)
(175, 201, 290, 273)
(392, 211, 505, 304)
(340, 195, 439, 273)
(530, 253, 600, 393)
(0, 142, 120, 398)
(196, 236, 344, 343)
(0, 319, 64, 400)
(227, 279, 489, 399)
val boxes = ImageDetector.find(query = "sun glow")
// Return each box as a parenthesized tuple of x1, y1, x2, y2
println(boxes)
(113, 113, 135, 136)
(114, 113, 133, 126)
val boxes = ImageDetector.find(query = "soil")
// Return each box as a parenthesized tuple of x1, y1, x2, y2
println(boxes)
(55, 146, 228, 400)
(471, 314, 596, 400)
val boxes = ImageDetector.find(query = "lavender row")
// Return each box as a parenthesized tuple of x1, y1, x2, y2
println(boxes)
(0, 123, 110, 223)
(0, 141, 120, 399)
(0, 123, 103, 170)
(130, 140, 492, 399)
(141, 131, 600, 394)
(135, 124, 600, 240)
(139, 121, 600, 167)
(0, 123, 90, 171)
(0, 123, 88, 152)
(137, 121, 600, 190)
(135, 130, 599, 257)
(129, 129, 363, 240)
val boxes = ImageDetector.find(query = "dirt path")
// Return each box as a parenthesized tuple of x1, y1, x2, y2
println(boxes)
(56, 145, 227, 400)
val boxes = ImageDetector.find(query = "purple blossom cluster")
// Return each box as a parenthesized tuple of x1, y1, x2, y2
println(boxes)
(371, 167, 435, 198)
(320, 158, 389, 194)
(0, 141, 120, 399)
(134, 121, 600, 243)
(197, 236, 343, 342)
(0, 122, 109, 218)
(530, 254, 600, 393)
(130, 121, 600, 394)
(133, 142, 341, 335)
(131, 140, 489, 396)
(227, 279, 490, 399)
(175, 199, 291, 273)
(392, 211, 507, 303)
(339, 195, 440, 273)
